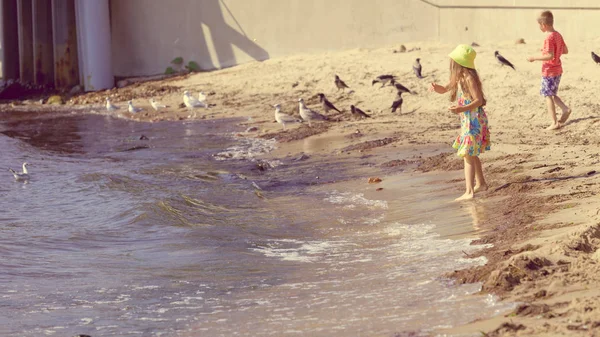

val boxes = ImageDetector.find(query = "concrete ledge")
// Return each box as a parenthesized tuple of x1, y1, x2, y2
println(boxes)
(422, 0, 600, 9)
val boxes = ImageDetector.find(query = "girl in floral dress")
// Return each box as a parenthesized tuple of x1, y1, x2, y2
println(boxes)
(430, 44, 491, 201)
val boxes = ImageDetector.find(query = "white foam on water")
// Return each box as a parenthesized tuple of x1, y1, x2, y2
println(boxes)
(214, 137, 278, 161)
(251, 239, 351, 263)
(324, 191, 388, 209)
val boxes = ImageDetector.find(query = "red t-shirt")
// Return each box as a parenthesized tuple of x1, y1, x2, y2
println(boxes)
(541, 31, 565, 77)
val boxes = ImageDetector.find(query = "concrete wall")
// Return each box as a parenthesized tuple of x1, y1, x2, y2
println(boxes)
(431, 0, 600, 44)
(108, 0, 600, 77)
(109, 0, 438, 77)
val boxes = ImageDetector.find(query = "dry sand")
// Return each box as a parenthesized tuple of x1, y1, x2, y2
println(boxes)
(3, 38, 600, 336)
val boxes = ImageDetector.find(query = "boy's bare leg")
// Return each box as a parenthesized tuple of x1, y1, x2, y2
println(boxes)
(554, 95, 571, 123)
(456, 156, 475, 201)
(473, 156, 488, 192)
(545, 96, 560, 130)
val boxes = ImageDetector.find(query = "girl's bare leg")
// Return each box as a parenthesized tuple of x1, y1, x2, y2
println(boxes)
(456, 155, 475, 201)
(473, 156, 488, 192)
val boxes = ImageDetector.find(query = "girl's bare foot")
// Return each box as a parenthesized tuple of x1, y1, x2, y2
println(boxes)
(474, 183, 488, 193)
(545, 123, 561, 130)
(455, 192, 474, 201)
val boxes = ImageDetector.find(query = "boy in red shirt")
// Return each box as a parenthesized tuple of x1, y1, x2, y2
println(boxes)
(527, 10, 571, 130)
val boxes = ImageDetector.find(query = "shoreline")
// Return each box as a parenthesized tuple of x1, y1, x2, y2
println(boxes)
(3, 39, 600, 336)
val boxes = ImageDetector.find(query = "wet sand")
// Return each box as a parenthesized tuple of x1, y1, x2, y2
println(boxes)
(3, 38, 600, 336)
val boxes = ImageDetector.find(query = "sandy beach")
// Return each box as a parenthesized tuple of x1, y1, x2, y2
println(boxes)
(3, 37, 600, 336)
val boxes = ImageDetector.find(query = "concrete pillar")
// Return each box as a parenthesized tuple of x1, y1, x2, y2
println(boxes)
(16, 0, 33, 83)
(75, 0, 113, 91)
(32, 0, 54, 86)
(2, 0, 19, 80)
(51, 0, 79, 89)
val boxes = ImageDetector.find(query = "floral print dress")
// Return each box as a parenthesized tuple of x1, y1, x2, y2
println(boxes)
(452, 88, 491, 157)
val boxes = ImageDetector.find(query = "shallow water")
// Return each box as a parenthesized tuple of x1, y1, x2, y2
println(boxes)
(0, 110, 512, 337)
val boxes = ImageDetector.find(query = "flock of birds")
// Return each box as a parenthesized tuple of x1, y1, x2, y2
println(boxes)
(273, 64, 423, 130)
(105, 90, 209, 118)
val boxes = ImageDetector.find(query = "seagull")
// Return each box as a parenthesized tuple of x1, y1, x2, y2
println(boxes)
(391, 80, 416, 95)
(334, 75, 350, 92)
(9, 162, 30, 181)
(372, 75, 397, 88)
(391, 92, 403, 113)
(106, 98, 119, 111)
(183, 90, 206, 109)
(413, 58, 423, 79)
(350, 105, 371, 119)
(317, 93, 341, 113)
(128, 100, 143, 113)
(149, 98, 168, 111)
(592, 51, 600, 64)
(298, 98, 328, 127)
(274, 104, 302, 130)
(495, 51, 516, 70)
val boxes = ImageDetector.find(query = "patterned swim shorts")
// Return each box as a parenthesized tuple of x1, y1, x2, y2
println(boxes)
(540, 75, 561, 97)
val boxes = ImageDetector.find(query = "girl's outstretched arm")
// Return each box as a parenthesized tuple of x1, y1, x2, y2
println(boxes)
(429, 82, 448, 94)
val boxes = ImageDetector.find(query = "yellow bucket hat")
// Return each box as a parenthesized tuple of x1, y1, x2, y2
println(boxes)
(448, 44, 476, 69)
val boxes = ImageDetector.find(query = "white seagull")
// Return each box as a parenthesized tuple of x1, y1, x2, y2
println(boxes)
(106, 98, 119, 111)
(298, 98, 328, 127)
(274, 104, 301, 130)
(183, 90, 207, 118)
(9, 162, 30, 181)
(128, 100, 143, 113)
(149, 98, 168, 111)
(183, 91, 206, 109)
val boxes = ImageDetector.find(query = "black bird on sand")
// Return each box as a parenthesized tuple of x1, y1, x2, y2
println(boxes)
(334, 75, 350, 92)
(391, 80, 416, 95)
(372, 74, 397, 88)
(350, 105, 371, 119)
(391, 92, 403, 113)
(494, 51, 516, 70)
(592, 51, 600, 64)
(413, 58, 423, 79)
(317, 93, 341, 113)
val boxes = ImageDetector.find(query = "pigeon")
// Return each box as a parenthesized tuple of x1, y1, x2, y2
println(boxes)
(128, 101, 143, 113)
(592, 51, 600, 64)
(391, 92, 404, 113)
(391, 80, 416, 95)
(350, 105, 371, 119)
(106, 98, 119, 111)
(9, 162, 30, 181)
(317, 93, 341, 113)
(298, 98, 328, 127)
(495, 51, 516, 70)
(149, 98, 168, 111)
(334, 75, 350, 92)
(372, 75, 397, 88)
(413, 58, 423, 79)
(273, 104, 302, 130)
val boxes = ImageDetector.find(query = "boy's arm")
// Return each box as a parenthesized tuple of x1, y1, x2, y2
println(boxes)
(528, 52, 553, 62)
(528, 36, 554, 62)
(563, 43, 569, 54)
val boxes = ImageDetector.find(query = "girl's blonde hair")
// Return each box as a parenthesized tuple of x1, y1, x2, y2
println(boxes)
(447, 59, 486, 106)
